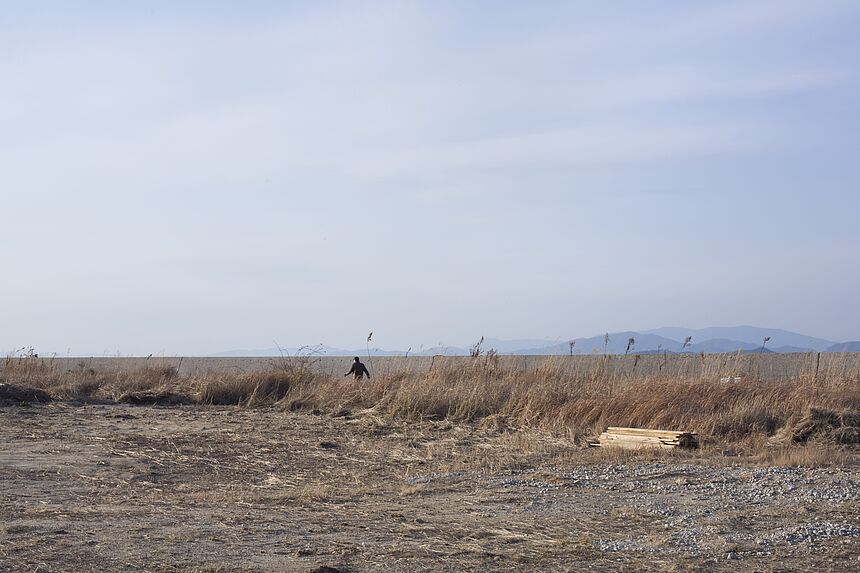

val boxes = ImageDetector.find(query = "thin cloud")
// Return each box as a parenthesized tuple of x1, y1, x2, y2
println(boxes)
(341, 122, 762, 181)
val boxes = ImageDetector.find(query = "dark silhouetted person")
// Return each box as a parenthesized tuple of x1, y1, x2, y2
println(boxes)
(345, 356, 370, 380)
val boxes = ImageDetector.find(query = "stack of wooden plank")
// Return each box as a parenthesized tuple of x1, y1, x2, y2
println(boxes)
(594, 427, 699, 449)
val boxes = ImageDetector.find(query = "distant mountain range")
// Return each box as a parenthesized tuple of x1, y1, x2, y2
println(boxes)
(211, 326, 859, 357)
(826, 341, 860, 352)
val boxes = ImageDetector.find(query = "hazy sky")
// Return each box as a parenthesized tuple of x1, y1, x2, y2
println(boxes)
(2, 1, 859, 355)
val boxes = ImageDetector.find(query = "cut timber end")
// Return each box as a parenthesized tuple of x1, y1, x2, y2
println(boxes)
(596, 427, 699, 450)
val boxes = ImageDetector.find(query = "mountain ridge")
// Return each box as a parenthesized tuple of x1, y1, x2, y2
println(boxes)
(210, 326, 853, 357)
(642, 326, 834, 351)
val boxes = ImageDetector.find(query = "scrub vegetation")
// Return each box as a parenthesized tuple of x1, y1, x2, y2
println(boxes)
(3, 353, 859, 453)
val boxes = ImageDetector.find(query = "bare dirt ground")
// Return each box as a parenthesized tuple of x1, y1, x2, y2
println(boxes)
(1, 403, 858, 573)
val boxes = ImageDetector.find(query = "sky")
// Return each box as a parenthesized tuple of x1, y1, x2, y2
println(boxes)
(2, 1, 859, 355)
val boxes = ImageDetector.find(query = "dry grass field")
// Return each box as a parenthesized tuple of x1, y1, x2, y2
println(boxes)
(2, 355, 859, 571)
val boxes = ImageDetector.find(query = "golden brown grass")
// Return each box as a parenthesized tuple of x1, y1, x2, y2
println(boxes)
(3, 354, 859, 455)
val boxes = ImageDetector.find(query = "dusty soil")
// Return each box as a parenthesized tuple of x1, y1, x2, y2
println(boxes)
(1, 403, 858, 572)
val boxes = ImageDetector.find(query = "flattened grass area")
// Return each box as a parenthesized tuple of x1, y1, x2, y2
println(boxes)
(1, 403, 858, 572)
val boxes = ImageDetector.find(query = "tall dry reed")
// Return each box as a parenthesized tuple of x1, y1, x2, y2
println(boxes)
(3, 354, 859, 446)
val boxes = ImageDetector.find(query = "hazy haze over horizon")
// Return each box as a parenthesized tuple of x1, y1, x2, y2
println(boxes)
(2, 1, 859, 355)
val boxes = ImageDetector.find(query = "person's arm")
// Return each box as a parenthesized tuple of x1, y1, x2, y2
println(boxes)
(363, 364, 371, 378)
(345, 364, 356, 377)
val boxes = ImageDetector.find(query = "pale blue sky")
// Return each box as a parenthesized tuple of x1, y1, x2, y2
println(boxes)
(2, 1, 859, 355)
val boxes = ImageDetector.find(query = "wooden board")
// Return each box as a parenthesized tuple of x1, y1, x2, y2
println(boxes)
(595, 427, 699, 449)
(596, 437, 675, 450)
(607, 427, 698, 439)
